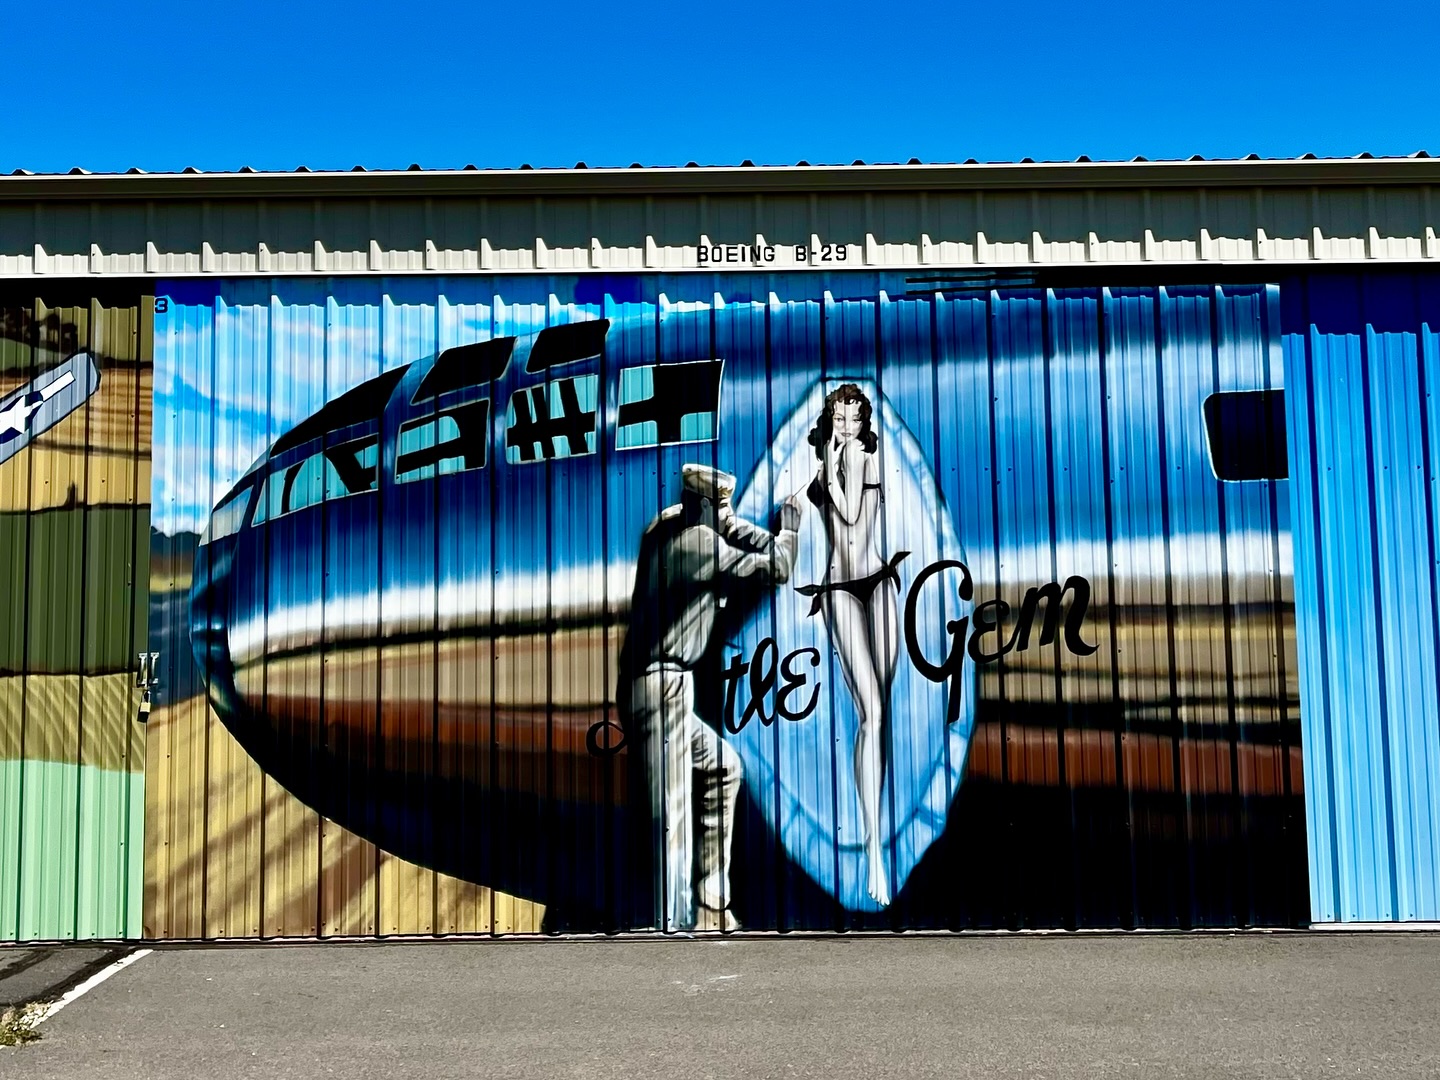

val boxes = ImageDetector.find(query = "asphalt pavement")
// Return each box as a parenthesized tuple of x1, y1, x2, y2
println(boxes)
(2, 933, 1438, 1078)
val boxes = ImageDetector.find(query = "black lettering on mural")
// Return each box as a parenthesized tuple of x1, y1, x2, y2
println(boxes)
(722, 638, 821, 735)
(903, 559, 974, 727)
(1015, 577, 1099, 656)
(589, 557, 1098, 755)
(967, 598, 1018, 663)
(904, 560, 1097, 726)
(586, 715, 627, 757)
(777, 647, 821, 722)
(505, 377, 596, 461)
(616, 360, 724, 445)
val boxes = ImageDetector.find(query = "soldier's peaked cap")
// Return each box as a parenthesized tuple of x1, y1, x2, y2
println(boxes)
(680, 464, 736, 500)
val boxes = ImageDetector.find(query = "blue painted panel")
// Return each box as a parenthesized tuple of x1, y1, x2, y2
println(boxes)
(1285, 270, 1440, 922)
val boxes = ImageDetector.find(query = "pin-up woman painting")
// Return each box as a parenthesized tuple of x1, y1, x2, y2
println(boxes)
(795, 383, 908, 905)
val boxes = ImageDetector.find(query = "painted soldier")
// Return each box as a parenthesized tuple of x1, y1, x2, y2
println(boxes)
(618, 464, 801, 931)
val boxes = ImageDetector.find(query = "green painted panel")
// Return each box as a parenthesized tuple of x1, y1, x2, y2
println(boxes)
(0, 507, 147, 675)
(0, 754, 17, 939)
(0, 760, 143, 941)
(0, 514, 25, 670)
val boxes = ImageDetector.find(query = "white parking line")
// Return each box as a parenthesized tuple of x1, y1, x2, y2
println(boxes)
(32, 949, 153, 1025)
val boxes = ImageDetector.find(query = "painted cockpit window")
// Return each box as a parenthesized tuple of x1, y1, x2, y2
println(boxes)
(253, 436, 380, 522)
(615, 359, 724, 450)
(522, 320, 609, 374)
(199, 485, 254, 546)
(411, 339, 515, 404)
(504, 374, 599, 463)
(1203, 389, 1288, 481)
(396, 401, 490, 482)
(269, 369, 405, 457)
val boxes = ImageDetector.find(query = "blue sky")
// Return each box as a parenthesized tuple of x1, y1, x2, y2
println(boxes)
(8, 0, 1437, 173)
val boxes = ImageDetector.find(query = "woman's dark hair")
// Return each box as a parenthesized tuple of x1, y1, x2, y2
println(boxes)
(808, 383, 878, 458)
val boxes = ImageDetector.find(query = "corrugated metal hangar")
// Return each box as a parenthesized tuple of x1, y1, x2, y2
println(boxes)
(1, 156, 1438, 940)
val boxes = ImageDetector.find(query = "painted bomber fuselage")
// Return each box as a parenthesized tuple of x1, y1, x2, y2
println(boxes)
(190, 306, 770, 922)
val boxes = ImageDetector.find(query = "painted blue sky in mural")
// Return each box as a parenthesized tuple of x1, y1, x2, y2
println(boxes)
(5, 0, 1435, 173)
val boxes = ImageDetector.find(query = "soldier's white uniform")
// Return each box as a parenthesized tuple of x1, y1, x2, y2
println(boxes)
(619, 466, 800, 931)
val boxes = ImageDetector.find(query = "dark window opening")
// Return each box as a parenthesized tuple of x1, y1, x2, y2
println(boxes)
(325, 434, 381, 493)
(396, 400, 491, 482)
(1203, 390, 1288, 482)
(505, 376, 598, 462)
(616, 359, 724, 448)
(201, 485, 254, 545)
(254, 435, 379, 523)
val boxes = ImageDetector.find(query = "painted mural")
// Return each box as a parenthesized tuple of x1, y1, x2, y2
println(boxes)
(149, 274, 1307, 933)
(0, 288, 149, 942)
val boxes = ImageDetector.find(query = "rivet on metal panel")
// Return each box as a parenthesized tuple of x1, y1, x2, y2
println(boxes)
(644, 196, 656, 268)
(1366, 186, 1379, 258)
(424, 198, 437, 271)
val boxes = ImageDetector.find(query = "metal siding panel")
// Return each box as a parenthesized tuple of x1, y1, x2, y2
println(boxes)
(1363, 278, 1430, 921)
(0, 287, 148, 942)
(988, 291, 1056, 916)
(1417, 275, 1440, 918)
(709, 289, 773, 926)
(1045, 289, 1118, 924)
(1283, 297, 1335, 921)
(1288, 269, 1440, 922)
(1314, 286, 1390, 921)
(1106, 286, 1191, 926)
(877, 290, 942, 904)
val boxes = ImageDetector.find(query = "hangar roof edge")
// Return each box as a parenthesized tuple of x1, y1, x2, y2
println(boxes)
(4, 156, 1440, 201)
